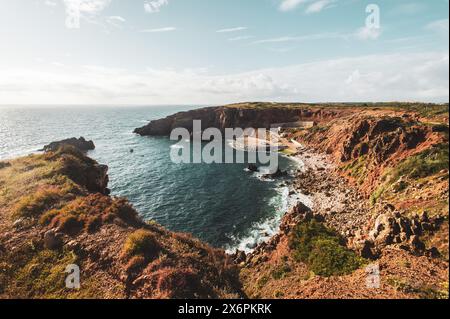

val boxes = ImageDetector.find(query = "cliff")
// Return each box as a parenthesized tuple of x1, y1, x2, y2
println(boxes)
(134, 102, 449, 136)
(0, 146, 243, 299)
(133, 103, 354, 136)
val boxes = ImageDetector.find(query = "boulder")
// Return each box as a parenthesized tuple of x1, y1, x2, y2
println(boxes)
(0, 162, 11, 169)
(426, 247, 441, 258)
(264, 168, 288, 179)
(233, 250, 247, 264)
(410, 235, 425, 253)
(44, 230, 63, 250)
(360, 240, 378, 259)
(369, 213, 395, 246)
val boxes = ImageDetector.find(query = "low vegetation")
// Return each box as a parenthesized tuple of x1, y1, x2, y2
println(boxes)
(40, 194, 139, 235)
(1, 147, 244, 299)
(371, 143, 449, 205)
(387, 277, 449, 299)
(121, 229, 161, 261)
(392, 143, 449, 180)
(225, 102, 449, 119)
(288, 220, 364, 277)
(340, 156, 368, 185)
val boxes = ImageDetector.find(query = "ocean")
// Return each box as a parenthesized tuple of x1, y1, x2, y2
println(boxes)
(0, 105, 300, 252)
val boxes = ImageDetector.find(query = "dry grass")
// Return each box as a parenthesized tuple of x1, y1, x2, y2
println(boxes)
(1, 146, 245, 299)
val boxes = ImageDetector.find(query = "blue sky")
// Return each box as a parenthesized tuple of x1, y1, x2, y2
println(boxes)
(0, 0, 448, 104)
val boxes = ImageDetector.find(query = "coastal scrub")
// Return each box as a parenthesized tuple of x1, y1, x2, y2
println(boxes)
(288, 220, 364, 277)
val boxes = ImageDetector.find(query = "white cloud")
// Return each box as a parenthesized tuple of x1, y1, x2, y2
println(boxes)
(252, 32, 343, 44)
(390, 3, 424, 15)
(426, 19, 449, 36)
(305, 0, 335, 14)
(216, 27, 248, 33)
(279, 0, 336, 13)
(0, 52, 447, 104)
(279, 0, 307, 12)
(144, 0, 168, 13)
(252, 26, 381, 44)
(44, 0, 58, 7)
(228, 36, 253, 42)
(63, 0, 111, 29)
(109, 16, 125, 22)
(107, 15, 126, 27)
(354, 26, 382, 40)
(140, 27, 176, 33)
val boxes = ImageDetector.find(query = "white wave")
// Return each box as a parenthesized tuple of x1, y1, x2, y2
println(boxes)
(225, 186, 291, 254)
(226, 156, 313, 254)
(170, 144, 184, 149)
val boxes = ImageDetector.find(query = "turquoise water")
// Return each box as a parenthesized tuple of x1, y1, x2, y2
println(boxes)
(0, 105, 298, 251)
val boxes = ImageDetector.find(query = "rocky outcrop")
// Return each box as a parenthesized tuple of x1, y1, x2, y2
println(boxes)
(263, 168, 288, 179)
(134, 105, 352, 136)
(0, 162, 11, 169)
(340, 117, 429, 164)
(363, 211, 444, 258)
(42, 137, 95, 152)
(40, 138, 108, 195)
(83, 163, 110, 195)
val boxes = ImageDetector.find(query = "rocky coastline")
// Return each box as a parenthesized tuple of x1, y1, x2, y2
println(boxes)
(134, 102, 449, 299)
(0, 102, 448, 299)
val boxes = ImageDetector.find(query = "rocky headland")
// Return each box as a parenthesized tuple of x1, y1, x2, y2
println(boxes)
(0, 145, 243, 298)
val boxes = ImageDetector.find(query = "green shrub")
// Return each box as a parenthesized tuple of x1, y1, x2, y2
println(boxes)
(341, 156, 368, 184)
(56, 215, 84, 235)
(391, 143, 449, 180)
(121, 229, 161, 261)
(288, 220, 363, 277)
(308, 239, 363, 277)
(256, 275, 269, 289)
(387, 278, 449, 299)
(271, 264, 292, 280)
(289, 220, 341, 262)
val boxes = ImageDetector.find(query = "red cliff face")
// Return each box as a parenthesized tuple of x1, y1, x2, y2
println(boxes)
(133, 105, 353, 136)
(296, 114, 447, 195)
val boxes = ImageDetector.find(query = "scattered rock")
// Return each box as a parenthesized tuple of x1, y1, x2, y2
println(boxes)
(426, 247, 441, 258)
(233, 250, 247, 264)
(264, 168, 288, 179)
(12, 218, 24, 229)
(66, 240, 81, 252)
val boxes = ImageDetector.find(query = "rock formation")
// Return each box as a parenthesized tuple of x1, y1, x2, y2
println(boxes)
(42, 137, 95, 152)
(134, 104, 352, 136)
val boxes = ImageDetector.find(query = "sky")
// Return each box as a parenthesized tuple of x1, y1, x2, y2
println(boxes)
(0, 0, 448, 105)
